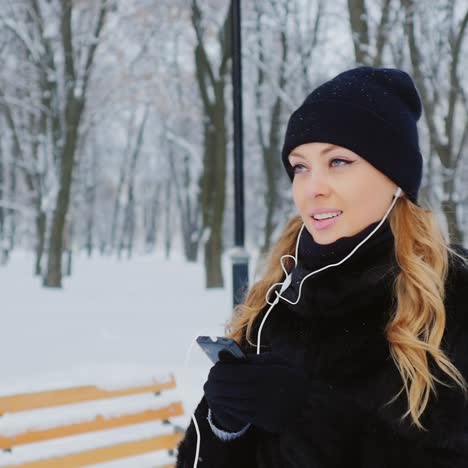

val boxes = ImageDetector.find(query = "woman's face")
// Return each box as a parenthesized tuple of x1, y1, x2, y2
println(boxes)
(288, 142, 401, 245)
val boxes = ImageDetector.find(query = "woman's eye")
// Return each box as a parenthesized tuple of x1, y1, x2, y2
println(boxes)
(292, 159, 351, 173)
(291, 164, 306, 173)
(330, 158, 352, 167)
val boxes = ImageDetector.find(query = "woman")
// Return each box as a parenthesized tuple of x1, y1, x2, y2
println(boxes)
(176, 66, 468, 467)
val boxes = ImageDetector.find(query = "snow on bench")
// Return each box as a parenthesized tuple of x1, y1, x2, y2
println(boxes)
(0, 373, 183, 467)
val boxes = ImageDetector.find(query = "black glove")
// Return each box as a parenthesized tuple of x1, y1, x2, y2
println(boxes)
(203, 351, 310, 433)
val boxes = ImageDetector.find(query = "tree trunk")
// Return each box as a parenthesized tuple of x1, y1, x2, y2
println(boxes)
(442, 174, 463, 245)
(43, 98, 82, 287)
(183, 163, 200, 263)
(85, 147, 98, 258)
(118, 108, 148, 258)
(110, 156, 127, 254)
(65, 249, 73, 277)
(7, 158, 17, 253)
(164, 178, 173, 259)
(145, 184, 161, 253)
(126, 189, 136, 259)
(167, 145, 200, 263)
(34, 210, 46, 276)
(118, 188, 135, 259)
(199, 94, 227, 287)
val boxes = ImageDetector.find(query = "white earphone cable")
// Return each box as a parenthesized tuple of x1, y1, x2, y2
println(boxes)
(257, 187, 402, 354)
(181, 330, 221, 468)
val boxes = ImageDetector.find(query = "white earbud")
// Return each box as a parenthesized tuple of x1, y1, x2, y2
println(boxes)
(394, 187, 402, 198)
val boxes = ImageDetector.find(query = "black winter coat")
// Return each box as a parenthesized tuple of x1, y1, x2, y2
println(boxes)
(176, 239, 468, 468)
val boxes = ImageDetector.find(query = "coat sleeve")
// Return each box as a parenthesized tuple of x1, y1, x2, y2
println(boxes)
(175, 395, 259, 468)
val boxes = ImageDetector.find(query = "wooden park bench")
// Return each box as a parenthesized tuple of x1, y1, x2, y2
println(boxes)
(0, 373, 184, 467)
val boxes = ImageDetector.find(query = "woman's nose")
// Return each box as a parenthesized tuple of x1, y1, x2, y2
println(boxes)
(303, 171, 331, 198)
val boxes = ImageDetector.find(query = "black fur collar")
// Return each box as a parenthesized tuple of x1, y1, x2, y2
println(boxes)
(278, 218, 398, 321)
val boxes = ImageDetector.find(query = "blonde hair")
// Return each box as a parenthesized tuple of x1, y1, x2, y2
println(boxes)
(226, 197, 468, 431)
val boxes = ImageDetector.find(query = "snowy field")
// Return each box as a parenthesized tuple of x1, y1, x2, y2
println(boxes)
(1, 250, 248, 466)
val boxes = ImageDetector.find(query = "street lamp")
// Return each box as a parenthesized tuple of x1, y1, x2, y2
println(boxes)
(230, 0, 249, 306)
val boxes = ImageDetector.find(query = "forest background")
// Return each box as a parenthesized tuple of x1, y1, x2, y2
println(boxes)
(0, 0, 467, 290)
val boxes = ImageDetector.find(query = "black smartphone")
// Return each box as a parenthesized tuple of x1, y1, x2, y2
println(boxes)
(196, 336, 246, 364)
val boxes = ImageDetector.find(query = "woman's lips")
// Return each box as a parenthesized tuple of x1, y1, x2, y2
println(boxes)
(310, 212, 342, 230)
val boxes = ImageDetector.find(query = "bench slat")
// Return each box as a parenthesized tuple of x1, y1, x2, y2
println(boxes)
(3, 433, 183, 467)
(0, 401, 183, 449)
(0, 375, 176, 414)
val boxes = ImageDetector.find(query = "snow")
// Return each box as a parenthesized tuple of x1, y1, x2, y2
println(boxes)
(0, 389, 181, 437)
(1, 250, 242, 466)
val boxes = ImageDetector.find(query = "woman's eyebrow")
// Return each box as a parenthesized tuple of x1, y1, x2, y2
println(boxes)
(289, 145, 340, 159)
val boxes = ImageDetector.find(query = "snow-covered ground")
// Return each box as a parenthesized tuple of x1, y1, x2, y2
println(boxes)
(1, 250, 249, 466)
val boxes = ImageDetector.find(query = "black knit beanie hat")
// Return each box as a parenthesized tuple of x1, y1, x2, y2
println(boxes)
(281, 66, 423, 204)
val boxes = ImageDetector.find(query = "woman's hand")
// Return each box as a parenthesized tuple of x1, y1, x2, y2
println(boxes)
(203, 351, 310, 433)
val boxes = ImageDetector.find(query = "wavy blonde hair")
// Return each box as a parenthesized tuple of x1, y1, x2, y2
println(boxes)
(226, 197, 468, 430)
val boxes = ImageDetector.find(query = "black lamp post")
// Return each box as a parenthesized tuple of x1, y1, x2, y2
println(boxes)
(230, 0, 249, 306)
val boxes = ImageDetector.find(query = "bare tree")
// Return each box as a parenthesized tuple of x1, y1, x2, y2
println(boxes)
(401, 0, 468, 244)
(117, 107, 148, 259)
(347, 0, 395, 66)
(43, 0, 109, 287)
(251, 0, 325, 254)
(0, 27, 47, 274)
(191, 0, 232, 288)
(1, 0, 113, 285)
